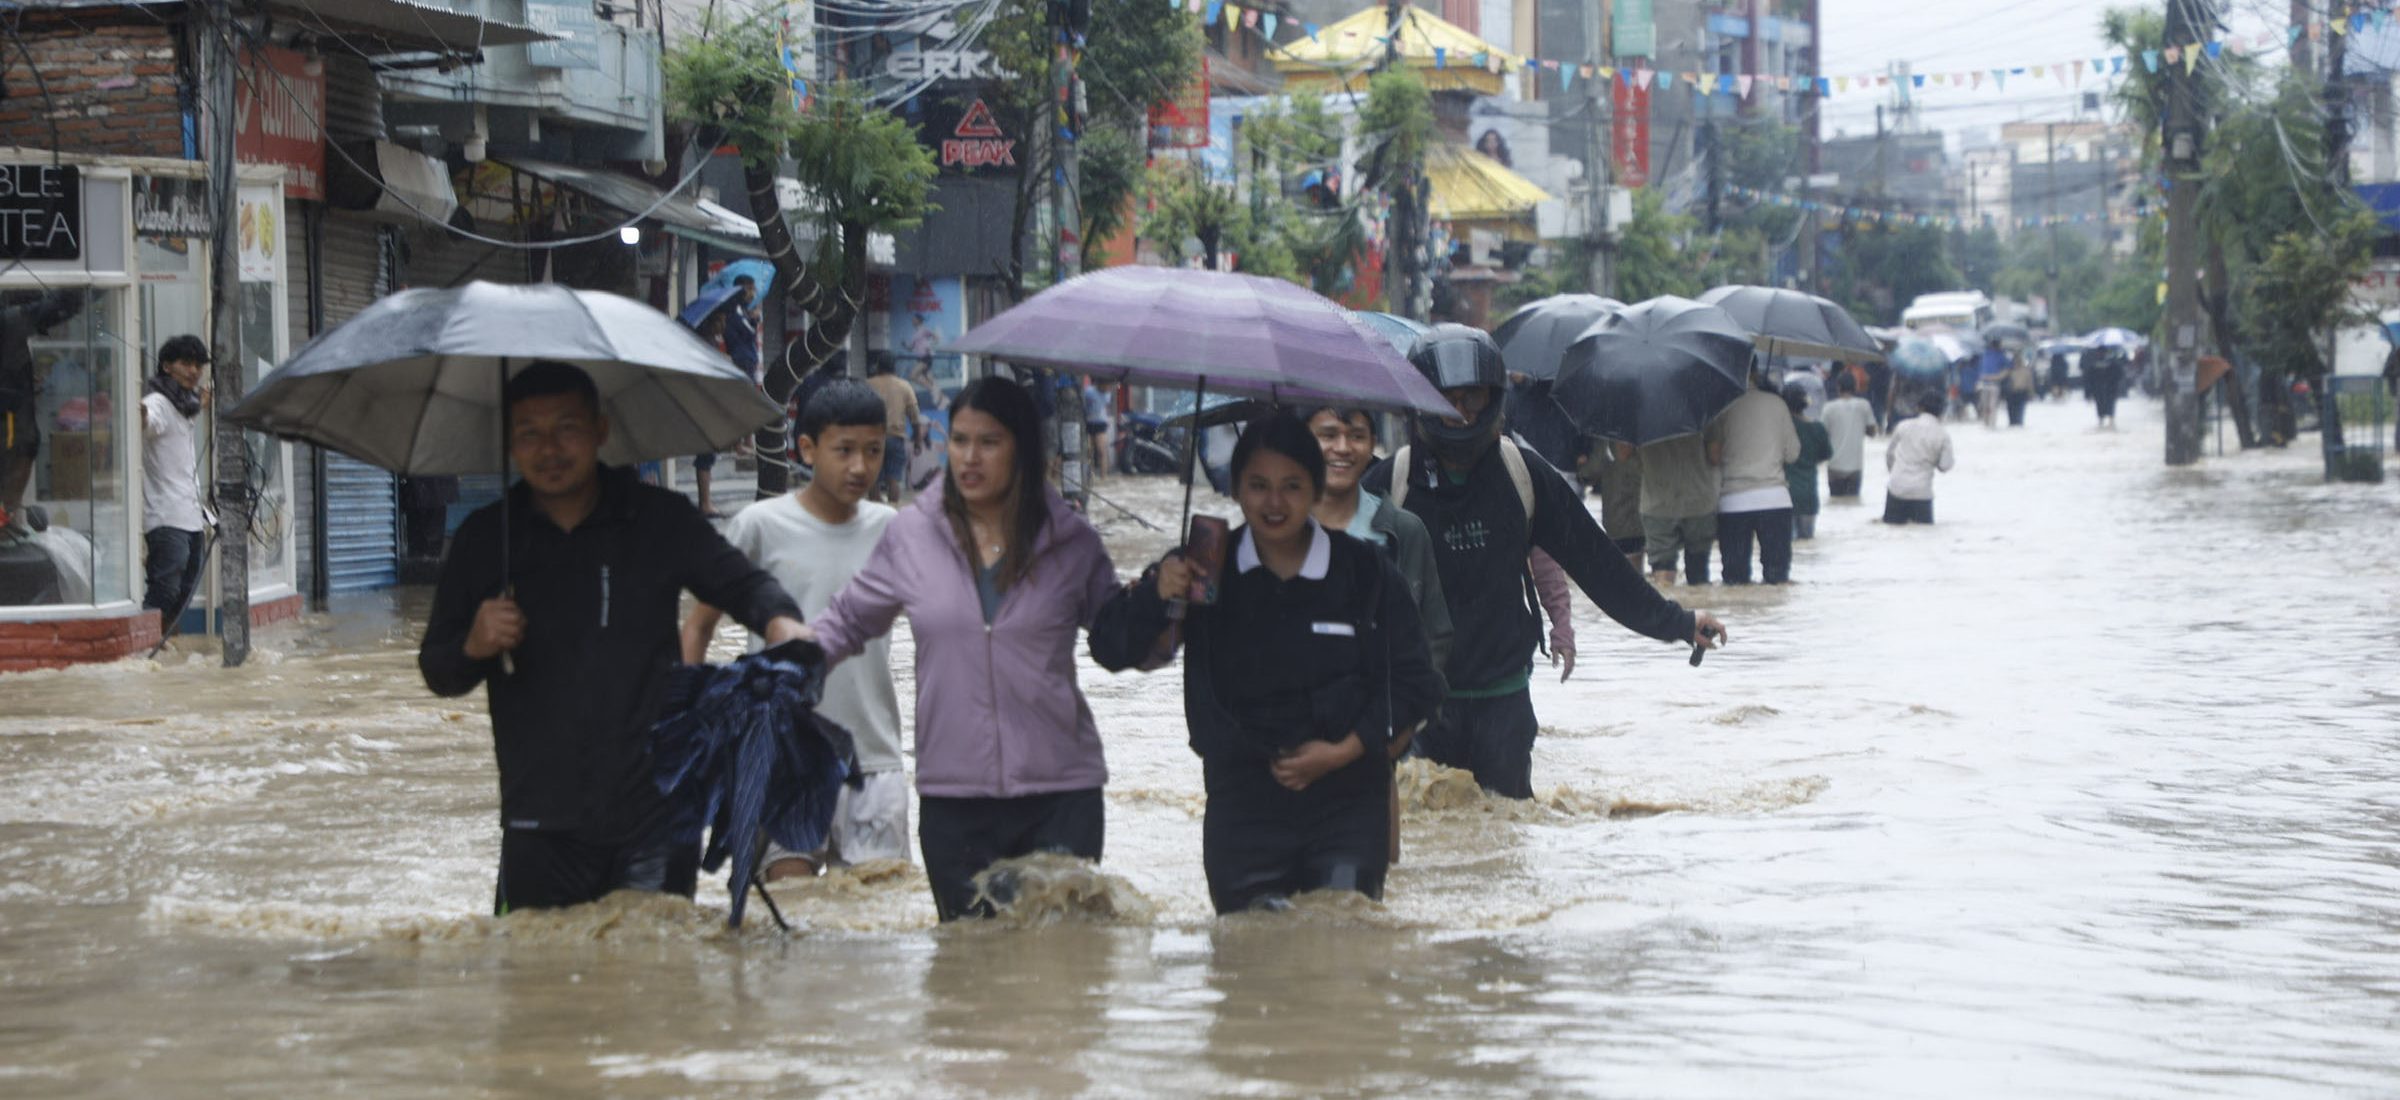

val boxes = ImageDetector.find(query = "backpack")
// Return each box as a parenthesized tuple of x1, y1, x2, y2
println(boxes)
(1388, 438, 1536, 523)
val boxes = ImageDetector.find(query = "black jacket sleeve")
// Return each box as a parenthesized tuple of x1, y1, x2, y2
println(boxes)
(1088, 564, 1172, 672)
(1525, 452, 1697, 646)
(667, 491, 801, 632)
(1348, 556, 1442, 759)
(419, 509, 500, 698)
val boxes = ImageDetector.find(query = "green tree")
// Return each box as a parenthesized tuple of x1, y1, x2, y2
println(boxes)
(1357, 70, 1437, 317)
(664, 11, 936, 493)
(982, 0, 1202, 291)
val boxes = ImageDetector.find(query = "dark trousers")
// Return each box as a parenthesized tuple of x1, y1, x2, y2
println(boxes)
(1827, 470, 1863, 498)
(918, 787, 1105, 921)
(142, 527, 207, 617)
(1882, 495, 1935, 525)
(2005, 391, 2030, 426)
(1718, 507, 1794, 584)
(494, 825, 699, 915)
(1202, 759, 1387, 914)
(1416, 689, 1539, 799)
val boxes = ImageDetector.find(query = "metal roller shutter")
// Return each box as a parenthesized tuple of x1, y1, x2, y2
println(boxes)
(316, 212, 401, 590)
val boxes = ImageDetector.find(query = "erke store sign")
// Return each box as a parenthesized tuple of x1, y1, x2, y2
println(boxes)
(0, 164, 82, 261)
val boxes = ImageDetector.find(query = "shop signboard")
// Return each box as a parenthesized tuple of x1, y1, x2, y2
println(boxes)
(235, 45, 326, 200)
(525, 0, 602, 70)
(0, 163, 81, 261)
(1611, 79, 1652, 188)
(917, 91, 1019, 175)
(132, 176, 211, 240)
(892, 274, 966, 392)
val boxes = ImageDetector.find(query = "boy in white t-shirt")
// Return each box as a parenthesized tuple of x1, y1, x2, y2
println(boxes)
(682, 380, 908, 878)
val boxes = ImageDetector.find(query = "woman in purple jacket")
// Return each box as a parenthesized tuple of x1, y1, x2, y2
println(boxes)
(809, 376, 1127, 920)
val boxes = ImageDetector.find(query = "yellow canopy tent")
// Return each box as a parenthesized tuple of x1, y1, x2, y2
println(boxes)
(1269, 5, 1521, 96)
(1426, 143, 1552, 241)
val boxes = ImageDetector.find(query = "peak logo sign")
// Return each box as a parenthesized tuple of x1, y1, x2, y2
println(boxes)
(941, 100, 1016, 171)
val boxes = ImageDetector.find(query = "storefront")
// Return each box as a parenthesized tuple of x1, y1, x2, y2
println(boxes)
(0, 153, 298, 669)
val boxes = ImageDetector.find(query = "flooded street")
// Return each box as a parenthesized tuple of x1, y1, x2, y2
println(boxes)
(4, 399, 2397, 1097)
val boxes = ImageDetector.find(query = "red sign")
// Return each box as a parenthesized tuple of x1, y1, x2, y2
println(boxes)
(235, 46, 327, 200)
(1611, 78, 1652, 189)
(941, 99, 1016, 170)
(1148, 58, 1210, 151)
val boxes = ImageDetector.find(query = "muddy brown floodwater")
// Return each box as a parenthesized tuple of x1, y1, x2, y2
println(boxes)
(3, 399, 2397, 1097)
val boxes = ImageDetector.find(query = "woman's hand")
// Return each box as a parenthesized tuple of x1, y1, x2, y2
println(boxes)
(1154, 554, 1194, 603)
(764, 617, 814, 647)
(1273, 733, 1364, 791)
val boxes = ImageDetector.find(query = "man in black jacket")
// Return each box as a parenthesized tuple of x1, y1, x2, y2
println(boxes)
(420, 361, 807, 913)
(1361, 326, 1726, 798)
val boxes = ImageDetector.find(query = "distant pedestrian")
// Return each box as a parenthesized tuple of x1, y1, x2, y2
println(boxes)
(2002, 353, 2035, 427)
(1637, 429, 1721, 587)
(2048, 348, 2072, 400)
(722, 276, 762, 385)
(863, 352, 922, 502)
(2085, 348, 2125, 428)
(1883, 392, 1955, 525)
(1783, 384, 1832, 541)
(1975, 338, 2009, 427)
(1082, 380, 1113, 480)
(1593, 442, 1646, 568)
(141, 335, 212, 622)
(1821, 372, 1876, 500)
(684, 306, 731, 518)
(1714, 370, 1802, 585)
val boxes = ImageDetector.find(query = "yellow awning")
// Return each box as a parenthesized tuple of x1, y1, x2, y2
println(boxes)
(1269, 6, 1521, 96)
(1427, 143, 1552, 230)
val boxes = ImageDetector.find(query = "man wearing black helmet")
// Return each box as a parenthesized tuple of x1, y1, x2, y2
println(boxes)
(1362, 325, 1727, 798)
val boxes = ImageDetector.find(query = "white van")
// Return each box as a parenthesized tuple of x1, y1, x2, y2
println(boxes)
(1901, 291, 1994, 332)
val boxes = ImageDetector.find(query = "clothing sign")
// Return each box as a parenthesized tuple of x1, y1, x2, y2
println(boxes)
(1611, 79, 1652, 187)
(132, 176, 211, 240)
(1613, 0, 1655, 58)
(234, 46, 326, 200)
(915, 92, 1019, 175)
(0, 163, 81, 261)
(892, 275, 965, 387)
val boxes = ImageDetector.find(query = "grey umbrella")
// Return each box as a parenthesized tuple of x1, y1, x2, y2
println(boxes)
(226, 280, 780, 473)
(1493, 293, 1627, 380)
(1980, 321, 2033, 348)
(1697, 285, 1885, 363)
(1553, 296, 1758, 447)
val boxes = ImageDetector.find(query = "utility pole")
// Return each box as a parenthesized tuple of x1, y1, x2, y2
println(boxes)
(2161, 0, 2207, 466)
(2046, 122, 2062, 333)
(1703, 121, 1721, 232)
(1798, 0, 1821, 292)
(2321, 0, 2352, 470)
(1375, 0, 1426, 319)
(1585, 0, 1616, 297)
(1873, 104, 1887, 198)
(201, 0, 250, 665)
(1048, 0, 1088, 504)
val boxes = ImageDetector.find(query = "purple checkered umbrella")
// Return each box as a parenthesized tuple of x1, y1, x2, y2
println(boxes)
(947, 266, 1453, 419)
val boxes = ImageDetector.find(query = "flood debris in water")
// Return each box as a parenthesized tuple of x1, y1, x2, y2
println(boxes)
(968, 852, 1156, 926)
(1397, 758, 1829, 820)
(146, 889, 786, 945)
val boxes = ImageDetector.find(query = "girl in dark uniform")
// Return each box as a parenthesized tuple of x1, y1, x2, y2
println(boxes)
(1093, 412, 1442, 913)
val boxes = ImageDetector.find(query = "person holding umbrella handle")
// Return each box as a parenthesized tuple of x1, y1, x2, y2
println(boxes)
(1361, 325, 1727, 800)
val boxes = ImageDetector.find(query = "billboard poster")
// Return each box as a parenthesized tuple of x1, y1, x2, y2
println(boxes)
(891, 274, 966, 396)
(1613, 0, 1655, 58)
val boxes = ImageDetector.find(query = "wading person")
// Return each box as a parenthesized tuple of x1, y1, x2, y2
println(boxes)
(1303, 404, 1451, 863)
(1883, 392, 1955, 525)
(682, 381, 908, 880)
(141, 336, 212, 624)
(1784, 384, 1832, 542)
(1092, 413, 1442, 912)
(1362, 326, 1725, 799)
(1819, 372, 1876, 500)
(420, 361, 807, 914)
(1714, 369, 1802, 585)
(864, 352, 922, 503)
(804, 377, 1128, 921)
(1637, 425, 1722, 587)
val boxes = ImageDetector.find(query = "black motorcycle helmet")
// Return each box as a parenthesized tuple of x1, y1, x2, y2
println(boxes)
(1408, 323, 1509, 467)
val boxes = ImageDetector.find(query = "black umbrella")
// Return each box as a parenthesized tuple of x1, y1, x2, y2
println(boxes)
(1697, 285, 1884, 363)
(651, 639, 861, 930)
(1493, 293, 1626, 381)
(1553, 296, 1757, 446)
(1506, 381, 1582, 471)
